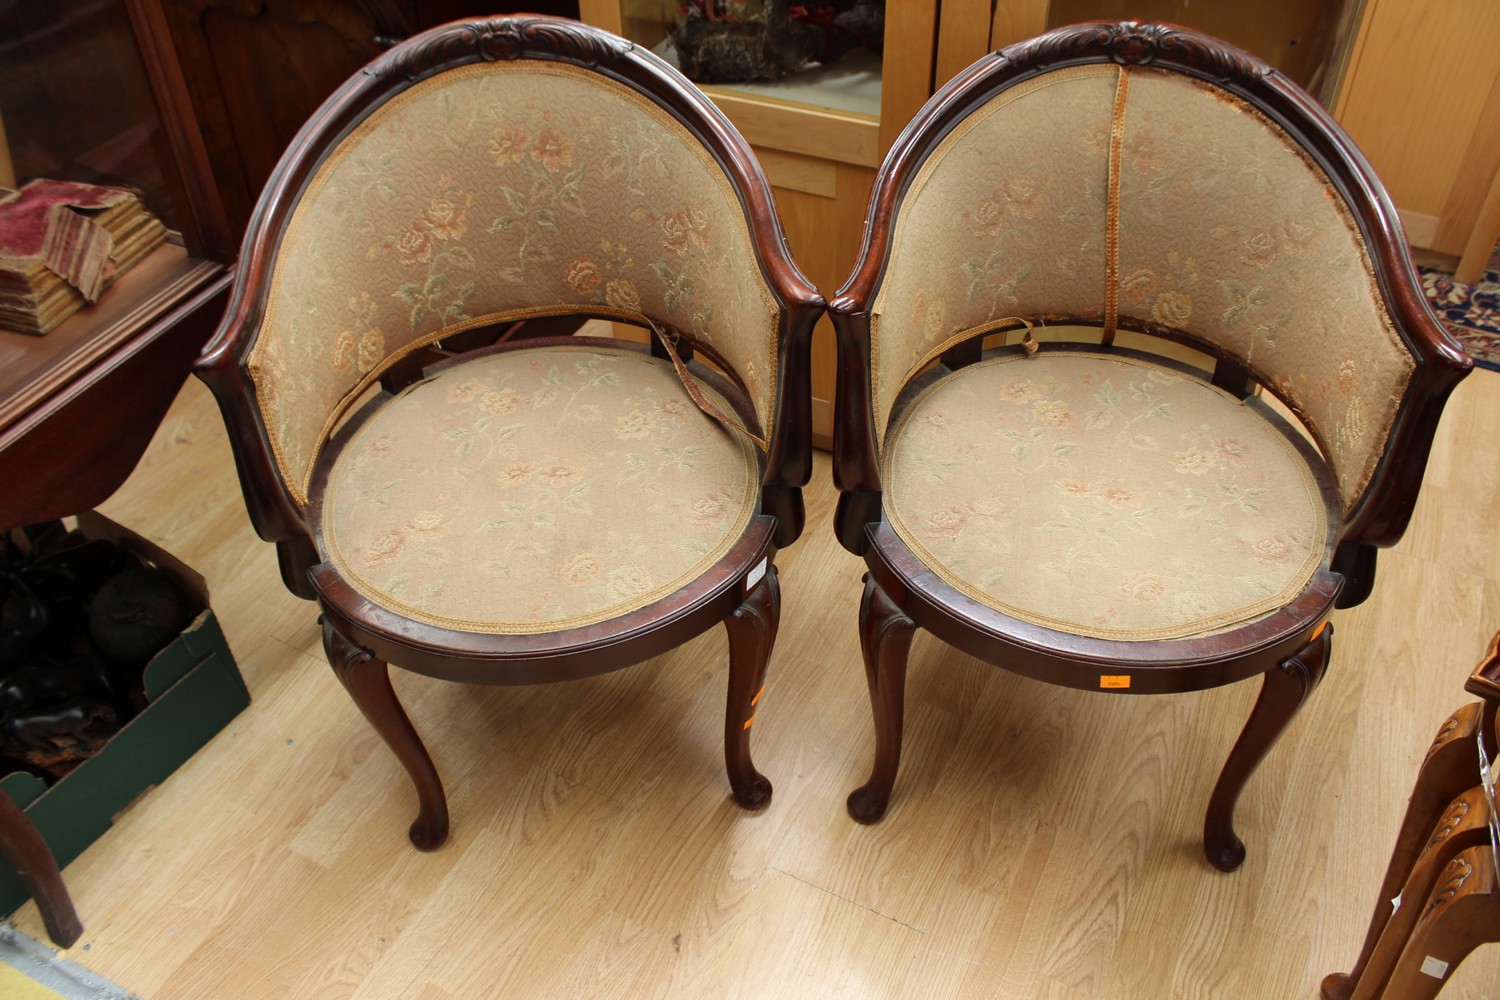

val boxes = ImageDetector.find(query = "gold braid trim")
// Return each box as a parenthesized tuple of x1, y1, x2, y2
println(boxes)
(1104, 66, 1130, 346)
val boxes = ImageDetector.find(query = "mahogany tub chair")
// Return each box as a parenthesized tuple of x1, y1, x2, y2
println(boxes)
(195, 16, 822, 850)
(829, 22, 1471, 870)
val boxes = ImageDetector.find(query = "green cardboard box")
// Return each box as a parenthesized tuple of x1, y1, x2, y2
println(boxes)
(0, 512, 249, 915)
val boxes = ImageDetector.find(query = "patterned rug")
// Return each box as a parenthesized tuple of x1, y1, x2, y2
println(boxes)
(1420, 242, 1500, 372)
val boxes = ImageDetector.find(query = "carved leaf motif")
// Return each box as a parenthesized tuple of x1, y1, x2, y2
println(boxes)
(1422, 799, 1470, 854)
(1426, 855, 1474, 914)
(997, 21, 1272, 83)
(366, 18, 633, 83)
(1424, 713, 1463, 764)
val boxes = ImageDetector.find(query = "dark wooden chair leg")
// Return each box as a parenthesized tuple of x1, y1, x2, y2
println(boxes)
(847, 574, 916, 824)
(0, 788, 82, 947)
(1321, 702, 1484, 1000)
(1377, 847, 1500, 1000)
(322, 618, 449, 850)
(1204, 623, 1332, 871)
(722, 564, 779, 809)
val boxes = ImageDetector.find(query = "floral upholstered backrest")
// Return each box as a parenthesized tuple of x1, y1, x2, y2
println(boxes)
(870, 63, 1417, 515)
(247, 60, 780, 507)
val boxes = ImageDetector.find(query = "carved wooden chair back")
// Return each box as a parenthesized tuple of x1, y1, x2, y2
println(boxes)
(196, 16, 821, 850)
(837, 23, 1467, 569)
(829, 22, 1471, 870)
(1323, 633, 1500, 998)
(205, 17, 818, 560)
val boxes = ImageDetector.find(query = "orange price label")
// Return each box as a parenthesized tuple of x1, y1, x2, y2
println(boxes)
(1100, 675, 1131, 689)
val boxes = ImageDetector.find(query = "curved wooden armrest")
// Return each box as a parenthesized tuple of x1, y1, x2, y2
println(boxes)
(1464, 629, 1500, 701)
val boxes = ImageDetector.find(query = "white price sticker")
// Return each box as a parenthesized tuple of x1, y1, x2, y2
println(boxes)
(745, 557, 768, 593)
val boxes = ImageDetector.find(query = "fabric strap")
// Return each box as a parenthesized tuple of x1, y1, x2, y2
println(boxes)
(640, 315, 769, 452)
(1103, 65, 1130, 345)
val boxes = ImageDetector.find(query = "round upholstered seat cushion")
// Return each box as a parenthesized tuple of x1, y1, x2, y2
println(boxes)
(319, 345, 760, 634)
(883, 352, 1330, 641)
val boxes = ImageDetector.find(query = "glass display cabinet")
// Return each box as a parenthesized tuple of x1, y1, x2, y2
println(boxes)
(580, 0, 939, 168)
(0, 0, 231, 528)
(1, 1, 194, 239)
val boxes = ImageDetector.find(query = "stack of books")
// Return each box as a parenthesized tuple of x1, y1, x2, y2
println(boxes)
(0, 179, 167, 335)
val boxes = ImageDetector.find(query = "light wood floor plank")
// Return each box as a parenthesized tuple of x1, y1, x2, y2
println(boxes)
(5, 370, 1499, 997)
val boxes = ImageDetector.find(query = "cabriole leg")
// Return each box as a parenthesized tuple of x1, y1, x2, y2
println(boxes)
(1321, 702, 1484, 1000)
(723, 563, 779, 809)
(1333, 783, 1494, 999)
(0, 788, 81, 947)
(847, 574, 916, 824)
(322, 617, 449, 850)
(1378, 847, 1499, 1000)
(1204, 622, 1332, 871)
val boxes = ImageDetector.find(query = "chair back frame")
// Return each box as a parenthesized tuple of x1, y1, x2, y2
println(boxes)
(196, 15, 822, 594)
(831, 21, 1470, 558)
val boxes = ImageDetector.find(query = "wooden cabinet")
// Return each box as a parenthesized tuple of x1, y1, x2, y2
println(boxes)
(1333, 0, 1500, 281)
(0, 0, 233, 525)
(148, 0, 409, 255)
(0, 0, 234, 260)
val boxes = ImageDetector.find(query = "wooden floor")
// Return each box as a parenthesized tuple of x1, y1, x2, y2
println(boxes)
(9, 365, 1500, 999)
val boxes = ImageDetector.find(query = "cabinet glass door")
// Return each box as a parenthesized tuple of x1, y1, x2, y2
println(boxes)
(620, 1, 884, 118)
(581, 1, 944, 166)
(0, 0, 187, 230)
(991, 0, 1363, 104)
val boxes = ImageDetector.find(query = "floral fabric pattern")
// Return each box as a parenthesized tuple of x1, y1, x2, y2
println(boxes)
(883, 353, 1329, 641)
(320, 346, 759, 634)
(248, 62, 778, 506)
(1116, 70, 1414, 511)
(868, 64, 1416, 516)
(871, 67, 1117, 452)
